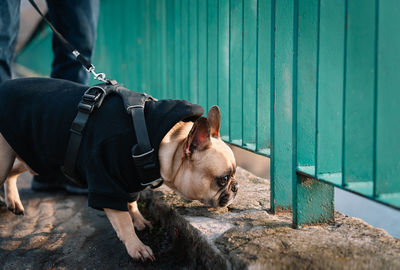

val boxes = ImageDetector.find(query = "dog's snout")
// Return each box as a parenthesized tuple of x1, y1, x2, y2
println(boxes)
(231, 181, 238, 192)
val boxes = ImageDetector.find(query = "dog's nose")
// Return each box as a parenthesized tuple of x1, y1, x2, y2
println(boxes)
(231, 182, 238, 192)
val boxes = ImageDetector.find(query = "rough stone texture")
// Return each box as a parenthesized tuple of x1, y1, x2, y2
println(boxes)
(141, 167, 400, 270)
(0, 174, 193, 270)
(1, 169, 399, 269)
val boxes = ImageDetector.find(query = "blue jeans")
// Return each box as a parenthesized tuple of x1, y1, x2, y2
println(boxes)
(0, 0, 99, 84)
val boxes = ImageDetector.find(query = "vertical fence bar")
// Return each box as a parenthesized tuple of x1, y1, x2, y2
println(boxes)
(375, 0, 400, 207)
(271, 0, 294, 212)
(148, 0, 155, 94)
(218, 0, 230, 139)
(143, 0, 151, 92)
(148, 0, 154, 94)
(174, 0, 182, 99)
(256, 0, 271, 156)
(342, 0, 375, 196)
(121, 1, 136, 90)
(153, 0, 162, 97)
(165, 0, 175, 99)
(296, 0, 318, 175)
(229, 0, 243, 146)
(242, 0, 257, 151)
(159, 0, 167, 99)
(181, 0, 189, 100)
(315, 0, 345, 185)
(198, 0, 208, 110)
(207, 0, 218, 109)
(189, 0, 198, 103)
(294, 0, 334, 227)
(134, 0, 145, 91)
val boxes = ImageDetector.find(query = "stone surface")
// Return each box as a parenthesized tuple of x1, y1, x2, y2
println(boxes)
(141, 167, 400, 270)
(1, 168, 399, 269)
(0, 174, 192, 270)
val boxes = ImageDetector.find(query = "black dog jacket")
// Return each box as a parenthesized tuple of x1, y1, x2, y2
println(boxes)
(0, 78, 204, 211)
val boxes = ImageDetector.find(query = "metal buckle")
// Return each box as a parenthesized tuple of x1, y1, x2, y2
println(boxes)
(141, 178, 163, 188)
(83, 86, 106, 108)
(131, 147, 156, 171)
(127, 105, 144, 110)
(132, 148, 155, 159)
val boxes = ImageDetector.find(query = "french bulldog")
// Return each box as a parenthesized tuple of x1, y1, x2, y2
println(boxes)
(0, 78, 238, 262)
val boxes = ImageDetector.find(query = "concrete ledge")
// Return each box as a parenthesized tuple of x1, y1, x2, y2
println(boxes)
(1, 169, 399, 269)
(141, 167, 400, 270)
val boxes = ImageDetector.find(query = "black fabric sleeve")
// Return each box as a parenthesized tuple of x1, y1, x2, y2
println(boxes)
(85, 133, 143, 211)
(88, 193, 129, 211)
(85, 134, 132, 211)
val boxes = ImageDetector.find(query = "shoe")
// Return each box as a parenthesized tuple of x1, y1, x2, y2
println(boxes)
(31, 175, 88, 195)
(31, 175, 65, 191)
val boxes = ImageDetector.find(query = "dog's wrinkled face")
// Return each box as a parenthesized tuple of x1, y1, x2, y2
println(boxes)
(175, 106, 238, 208)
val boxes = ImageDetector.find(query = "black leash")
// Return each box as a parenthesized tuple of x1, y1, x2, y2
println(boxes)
(28, 0, 107, 82)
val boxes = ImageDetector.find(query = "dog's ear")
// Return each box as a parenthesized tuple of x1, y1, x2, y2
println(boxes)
(207, 105, 221, 138)
(184, 117, 211, 157)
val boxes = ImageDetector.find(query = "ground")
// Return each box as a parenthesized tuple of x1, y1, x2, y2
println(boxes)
(1, 168, 399, 270)
(0, 174, 191, 270)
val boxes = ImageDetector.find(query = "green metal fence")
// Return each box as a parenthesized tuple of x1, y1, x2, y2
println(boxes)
(16, 0, 400, 226)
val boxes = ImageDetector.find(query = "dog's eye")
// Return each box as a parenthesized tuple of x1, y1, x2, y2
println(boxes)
(217, 175, 230, 187)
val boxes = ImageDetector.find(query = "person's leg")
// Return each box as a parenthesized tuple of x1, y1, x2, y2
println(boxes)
(0, 0, 21, 83)
(33, 0, 99, 194)
(0, 0, 20, 205)
(46, 0, 99, 84)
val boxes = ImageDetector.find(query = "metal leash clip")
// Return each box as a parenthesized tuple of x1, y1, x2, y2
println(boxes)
(87, 65, 107, 82)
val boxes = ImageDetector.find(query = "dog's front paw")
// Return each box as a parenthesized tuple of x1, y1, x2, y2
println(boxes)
(126, 239, 155, 262)
(5, 196, 24, 215)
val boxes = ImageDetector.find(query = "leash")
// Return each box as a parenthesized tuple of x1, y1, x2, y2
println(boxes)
(27, 0, 108, 82)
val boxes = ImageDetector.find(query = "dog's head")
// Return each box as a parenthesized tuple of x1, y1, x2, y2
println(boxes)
(171, 106, 238, 208)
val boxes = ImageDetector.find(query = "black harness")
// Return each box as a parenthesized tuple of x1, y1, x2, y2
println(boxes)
(28, 0, 163, 189)
(61, 80, 163, 189)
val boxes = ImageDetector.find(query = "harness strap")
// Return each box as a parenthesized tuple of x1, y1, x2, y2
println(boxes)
(61, 85, 108, 186)
(113, 88, 162, 186)
(62, 81, 163, 188)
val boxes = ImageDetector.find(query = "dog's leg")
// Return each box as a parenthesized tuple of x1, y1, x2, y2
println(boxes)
(104, 208, 155, 261)
(128, 201, 152, 231)
(4, 159, 27, 215)
(0, 133, 16, 187)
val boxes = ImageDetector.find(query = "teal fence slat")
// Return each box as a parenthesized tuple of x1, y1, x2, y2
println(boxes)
(166, 0, 175, 99)
(242, 0, 257, 151)
(189, 0, 198, 103)
(218, 0, 230, 139)
(198, 0, 208, 110)
(294, 0, 334, 227)
(181, 0, 189, 100)
(375, 0, 400, 201)
(316, 0, 345, 180)
(271, 0, 294, 211)
(229, 0, 243, 146)
(297, 0, 318, 170)
(256, 0, 271, 155)
(174, 0, 182, 99)
(207, 0, 218, 109)
(343, 0, 375, 196)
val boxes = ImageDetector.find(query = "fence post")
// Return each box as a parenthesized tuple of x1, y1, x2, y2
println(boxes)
(270, 0, 294, 212)
(293, 0, 335, 227)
